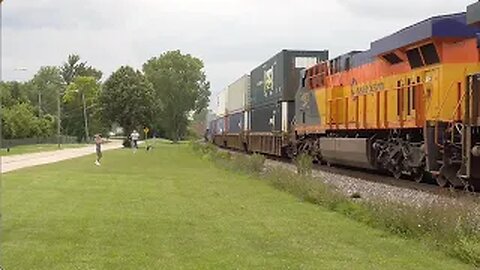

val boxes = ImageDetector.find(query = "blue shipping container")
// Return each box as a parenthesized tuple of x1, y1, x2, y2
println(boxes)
(227, 112, 244, 133)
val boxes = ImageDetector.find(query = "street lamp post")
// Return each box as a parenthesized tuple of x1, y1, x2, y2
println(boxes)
(57, 84, 62, 148)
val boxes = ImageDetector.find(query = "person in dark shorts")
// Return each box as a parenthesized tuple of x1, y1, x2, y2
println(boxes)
(94, 134, 103, 166)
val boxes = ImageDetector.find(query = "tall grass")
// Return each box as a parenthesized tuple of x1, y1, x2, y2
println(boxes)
(294, 154, 313, 176)
(190, 141, 480, 266)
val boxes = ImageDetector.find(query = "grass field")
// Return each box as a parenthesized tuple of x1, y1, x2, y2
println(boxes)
(2, 142, 473, 269)
(0, 143, 88, 156)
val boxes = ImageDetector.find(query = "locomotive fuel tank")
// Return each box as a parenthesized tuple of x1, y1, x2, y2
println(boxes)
(319, 138, 376, 170)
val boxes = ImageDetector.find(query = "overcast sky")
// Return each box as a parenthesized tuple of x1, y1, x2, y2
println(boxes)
(1, 0, 474, 107)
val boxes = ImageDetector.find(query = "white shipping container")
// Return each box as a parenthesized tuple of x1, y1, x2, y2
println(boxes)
(215, 88, 228, 116)
(226, 74, 250, 113)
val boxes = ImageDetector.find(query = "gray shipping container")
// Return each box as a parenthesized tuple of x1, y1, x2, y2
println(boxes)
(250, 49, 328, 108)
(250, 102, 295, 132)
(468, 2, 480, 26)
(226, 74, 250, 113)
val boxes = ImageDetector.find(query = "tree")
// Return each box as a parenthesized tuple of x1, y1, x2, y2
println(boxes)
(143, 50, 210, 141)
(99, 66, 156, 135)
(60, 54, 103, 141)
(1, 103, 54, 139)
(60, 54, 102, 85)
(31, 66, 64, 117)
(0, 81, 30, 107)
(64, 76, 100, 140)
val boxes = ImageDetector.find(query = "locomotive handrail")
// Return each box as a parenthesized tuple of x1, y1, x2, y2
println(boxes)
(432, 68, 468, 148)
(451, 86, 467, 122)
(434, 67, 467, 120)
(434, 80, 456, 120)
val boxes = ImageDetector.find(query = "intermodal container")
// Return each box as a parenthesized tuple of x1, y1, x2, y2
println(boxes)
(250, 101, 295, 132)
(227, 111, 244, 133)
(295, 69, 321, 126)
(215, 117, 225, 134)
(467, 2, 480, 26)
(215, 88, 228, 116)
(226, 74, 250, 113)
(250, 49, 328, 108)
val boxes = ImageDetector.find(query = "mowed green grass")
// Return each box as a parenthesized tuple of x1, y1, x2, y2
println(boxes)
(1, 143, 88, 156)
(2, 143, 472, 269)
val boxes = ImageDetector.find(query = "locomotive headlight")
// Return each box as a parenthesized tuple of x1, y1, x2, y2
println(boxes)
(472, 145, 480, 157)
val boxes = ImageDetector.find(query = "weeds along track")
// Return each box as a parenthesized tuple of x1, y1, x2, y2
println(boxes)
(218, 147, 480, 209)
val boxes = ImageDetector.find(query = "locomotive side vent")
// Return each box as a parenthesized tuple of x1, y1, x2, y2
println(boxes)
(382, 52, 403, 65)
(420, 43, 440, 65)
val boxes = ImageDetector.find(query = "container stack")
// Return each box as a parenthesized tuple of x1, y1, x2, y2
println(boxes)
(249, 50, 328, 133)
(226, 74, 250, 134)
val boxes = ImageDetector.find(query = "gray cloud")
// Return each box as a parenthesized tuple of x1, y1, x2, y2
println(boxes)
(3, 0, 128, 30)
(339, 0, 471, 19)
(1, 0, 475, 110)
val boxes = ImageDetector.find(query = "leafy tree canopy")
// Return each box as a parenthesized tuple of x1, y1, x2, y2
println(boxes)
(61, 54, 102, 85)
(31, 66, 64, 116)
(64, 76, 100, 104)
(99, 66, 157, 134)
(1, 103, 54, 139)
(143, 50, 210, 141)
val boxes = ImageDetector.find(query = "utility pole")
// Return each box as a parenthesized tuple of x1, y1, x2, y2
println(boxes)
(82, 92, 89, 140)
(57, 86, 61, 148)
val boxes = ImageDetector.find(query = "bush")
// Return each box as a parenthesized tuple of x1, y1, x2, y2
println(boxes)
(246, 154, 266, 173)
(294, 154, 313, 176)
(2, 103, 55, 139)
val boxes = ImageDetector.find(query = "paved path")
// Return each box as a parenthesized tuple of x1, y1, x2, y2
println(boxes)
(1, 141, 123, 173)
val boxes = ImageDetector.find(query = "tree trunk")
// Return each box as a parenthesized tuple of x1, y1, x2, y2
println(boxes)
(172, 114, 179, 143)
(38, 91, 42, 117)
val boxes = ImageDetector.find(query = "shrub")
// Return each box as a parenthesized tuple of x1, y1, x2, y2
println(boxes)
(247, 154, 266, 173)
(294, 154, 313, 176)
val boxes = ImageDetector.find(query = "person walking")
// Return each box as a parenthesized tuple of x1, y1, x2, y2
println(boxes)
(130, 130, 140, 153)
(94, 134, 103, 166)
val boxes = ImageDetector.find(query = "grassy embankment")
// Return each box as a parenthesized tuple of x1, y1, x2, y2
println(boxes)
(1, 141, 474, 269)
(193, 142, 480, 267)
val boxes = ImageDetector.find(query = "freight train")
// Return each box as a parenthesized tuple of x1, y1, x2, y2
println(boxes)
(208, 4, 480, 189)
